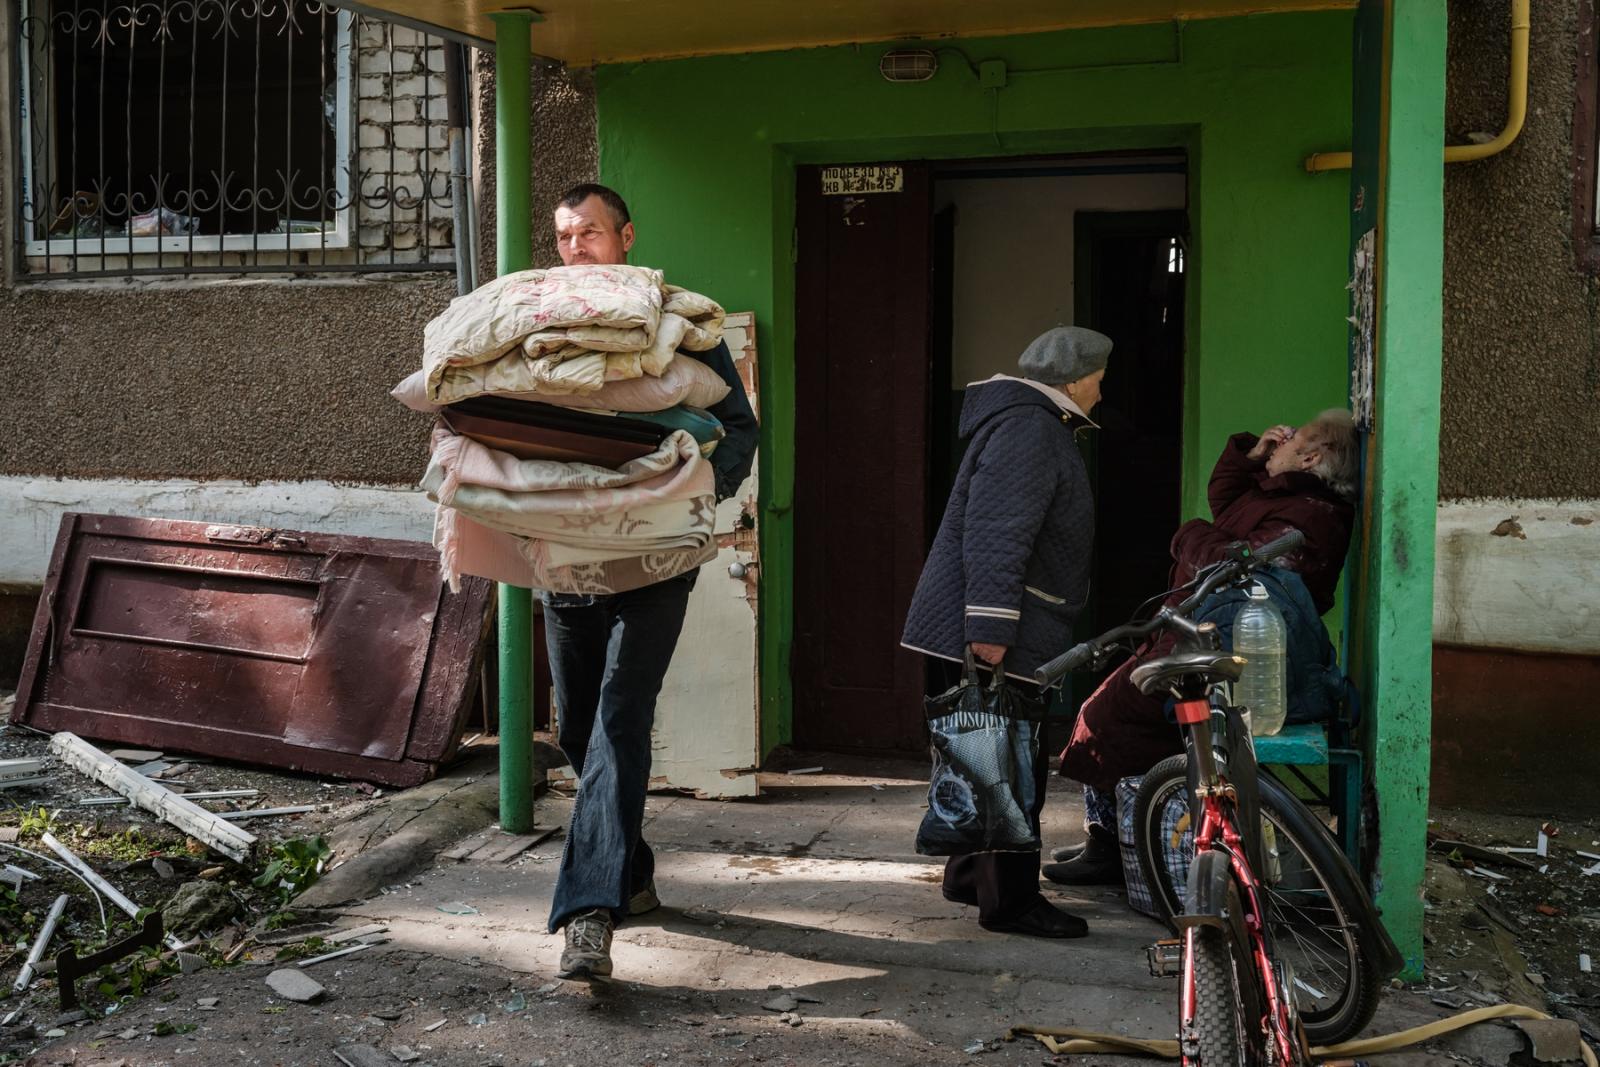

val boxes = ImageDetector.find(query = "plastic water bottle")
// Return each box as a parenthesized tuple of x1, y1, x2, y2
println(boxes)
(1234, 582, 1288, 736)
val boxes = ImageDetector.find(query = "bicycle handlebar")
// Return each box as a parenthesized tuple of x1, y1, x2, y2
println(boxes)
(1033, 530, 1305, 688)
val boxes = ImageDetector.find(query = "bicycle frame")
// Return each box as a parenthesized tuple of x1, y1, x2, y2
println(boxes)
(1174, 695, 1304, 1067)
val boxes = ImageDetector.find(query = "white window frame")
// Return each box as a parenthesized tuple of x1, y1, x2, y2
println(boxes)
(17, 0, 355, 259)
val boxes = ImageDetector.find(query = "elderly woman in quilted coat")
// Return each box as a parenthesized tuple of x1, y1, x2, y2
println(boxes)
(900, 325, 1111, 940)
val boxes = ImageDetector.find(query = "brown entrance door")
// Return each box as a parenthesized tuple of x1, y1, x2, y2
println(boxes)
(793, 162, 932, 754)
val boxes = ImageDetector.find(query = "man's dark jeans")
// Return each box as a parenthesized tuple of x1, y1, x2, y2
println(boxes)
(544, 570, 696, 932)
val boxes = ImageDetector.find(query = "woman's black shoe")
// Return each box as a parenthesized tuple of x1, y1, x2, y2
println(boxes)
(979, 898, 1089, 939)
(1048, 841, 1086, 863)
(1041, 826, 1122, 886)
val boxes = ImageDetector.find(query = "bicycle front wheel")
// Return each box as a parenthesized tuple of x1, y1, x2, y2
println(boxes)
(1132, 753, 1381, 1045)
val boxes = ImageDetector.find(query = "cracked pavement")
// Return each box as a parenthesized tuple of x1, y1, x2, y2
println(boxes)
(28, 755, 1474, 1065)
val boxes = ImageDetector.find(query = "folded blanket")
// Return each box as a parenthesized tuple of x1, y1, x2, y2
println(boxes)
(425, 426, 717, 594)
(423, 265, 726, 405)
(391, 357, 731, 415)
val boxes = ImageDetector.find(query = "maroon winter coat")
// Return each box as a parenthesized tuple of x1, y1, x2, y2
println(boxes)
(1058, 433, 1355, 793)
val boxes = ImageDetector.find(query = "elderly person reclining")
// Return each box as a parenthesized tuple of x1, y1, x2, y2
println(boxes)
(1047, 409, 1358, 886)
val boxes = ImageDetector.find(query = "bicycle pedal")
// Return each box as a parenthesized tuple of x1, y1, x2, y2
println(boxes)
(1146, 938, 1182, 978)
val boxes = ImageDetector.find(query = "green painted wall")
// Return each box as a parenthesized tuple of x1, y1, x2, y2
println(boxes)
(593, 13, 1355, 749)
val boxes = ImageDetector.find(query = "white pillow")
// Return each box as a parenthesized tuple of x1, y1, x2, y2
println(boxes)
(391, 354, 732, 414)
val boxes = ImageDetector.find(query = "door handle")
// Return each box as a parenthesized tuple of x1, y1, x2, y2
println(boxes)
(728, 562, 758, 580)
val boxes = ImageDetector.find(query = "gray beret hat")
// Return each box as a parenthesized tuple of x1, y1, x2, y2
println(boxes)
(1017, 326, 1113, 386)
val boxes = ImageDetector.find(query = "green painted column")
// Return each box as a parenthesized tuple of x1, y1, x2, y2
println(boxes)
(492, 9, 535, 834)
(1349, 0, 1446, 979)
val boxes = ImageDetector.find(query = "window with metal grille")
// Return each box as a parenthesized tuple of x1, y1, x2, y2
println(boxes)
(12, 0, 458, 278)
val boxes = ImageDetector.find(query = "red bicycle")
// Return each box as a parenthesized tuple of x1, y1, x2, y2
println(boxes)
(1036, 532, 1402, 1066)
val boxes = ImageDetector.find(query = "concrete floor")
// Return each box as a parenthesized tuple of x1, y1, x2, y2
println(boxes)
(321, 756, 1469, 1064)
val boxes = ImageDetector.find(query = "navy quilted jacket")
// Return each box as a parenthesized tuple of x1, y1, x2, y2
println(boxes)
(901, 379, 1095, 680)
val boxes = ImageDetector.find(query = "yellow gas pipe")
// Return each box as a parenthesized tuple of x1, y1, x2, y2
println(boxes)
(1303, 0, 1528, 173)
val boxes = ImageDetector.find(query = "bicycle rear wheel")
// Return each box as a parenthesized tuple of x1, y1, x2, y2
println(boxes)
(1133, 753, 1381, 1045)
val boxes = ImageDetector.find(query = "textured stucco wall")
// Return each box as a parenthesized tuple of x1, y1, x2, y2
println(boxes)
(0, 47, 596, 487)
(473, 55, 598, 282)
(1442, 0, 1600, 499)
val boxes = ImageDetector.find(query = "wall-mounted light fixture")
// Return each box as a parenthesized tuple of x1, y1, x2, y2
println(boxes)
(879, 49, 938, 83)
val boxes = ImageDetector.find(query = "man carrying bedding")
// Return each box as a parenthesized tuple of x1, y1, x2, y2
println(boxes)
(545, 183, 758, 980)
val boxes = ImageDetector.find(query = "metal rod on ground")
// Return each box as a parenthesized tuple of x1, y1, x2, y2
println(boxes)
(297, 940, 385, 968)
(215, 806, 314, 820)
(80, 789, 261, 807)
(444, 41, 477, 296)
(13, 894, 68, 992)
(491, 8, 535, 837)
(40, 833, 184, 951)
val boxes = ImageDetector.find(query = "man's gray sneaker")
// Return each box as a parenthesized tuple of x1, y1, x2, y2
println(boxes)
(558, 909, 614, 979)
(628, 880, 660, 916)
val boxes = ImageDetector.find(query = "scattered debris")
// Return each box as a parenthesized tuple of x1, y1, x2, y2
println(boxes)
(1490, 517, 1526, 539)
(162, 881, 241, 938)
(762, 995, 799, 1012)
(504, 991, 527, 1013)
(326, 923, 389, 945)
(107, 749, 164, 762)
(81, 789, 260, 807)
(436, 901, 479, 916)
(0, 757, 48, 790)
(423, 1019, 447, 1032)
(391, 1048, 422, 1064)
(265, 968, 326, 1003)
(50, 733, 255, 862)
(57, 912, 166, 1011)
(1513, 1018, 1585, 1064)
(1430, 836, 1539, 872)
(0, 863, 40, 891)
(1537, 903, 1563, 917)
(1582, 953, 1593, 974)
(196, 997, 220, 1010)
(297, 940, 385, 968)
(788, 767, 825, 775)
(332, 1044, 391, 1067)
(216, 805, 315, 821)
(41, 832, 185, 949)
(13, 894, 69, 992)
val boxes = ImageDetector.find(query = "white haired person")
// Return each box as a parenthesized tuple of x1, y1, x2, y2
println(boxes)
(1049, 410, 1358, 885)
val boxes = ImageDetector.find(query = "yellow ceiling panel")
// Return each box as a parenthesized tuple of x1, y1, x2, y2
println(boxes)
(355, 0, 1354, 64)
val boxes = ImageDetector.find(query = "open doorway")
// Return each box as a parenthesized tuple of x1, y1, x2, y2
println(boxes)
(793, 154, 1188, 754)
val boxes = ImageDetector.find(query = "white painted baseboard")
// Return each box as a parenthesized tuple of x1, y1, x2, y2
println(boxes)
(0, 475, 434, 587)
(4, 480, 1597, 658)
(1434, 499, 1600, 655)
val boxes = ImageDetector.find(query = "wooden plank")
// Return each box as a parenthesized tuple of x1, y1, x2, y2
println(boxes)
(469, 826, 561, 864)
(438, 828, 497, 862)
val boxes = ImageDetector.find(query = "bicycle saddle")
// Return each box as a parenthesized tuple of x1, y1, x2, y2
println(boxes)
(1130, 650, 1247, 696)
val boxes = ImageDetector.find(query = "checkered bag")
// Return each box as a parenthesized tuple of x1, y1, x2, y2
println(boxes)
(1116, 775, 1194, 920)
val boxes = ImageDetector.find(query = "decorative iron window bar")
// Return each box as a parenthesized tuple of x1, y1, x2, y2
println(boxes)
(11, 0, 459, 278)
